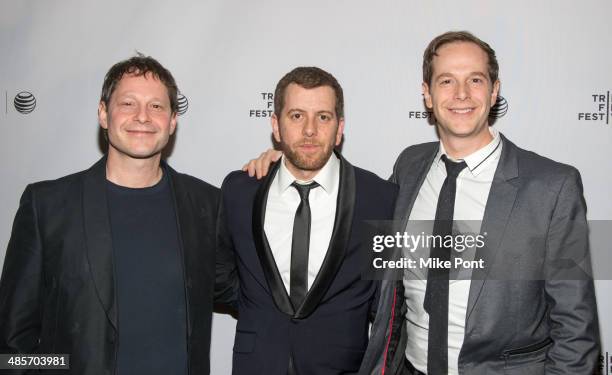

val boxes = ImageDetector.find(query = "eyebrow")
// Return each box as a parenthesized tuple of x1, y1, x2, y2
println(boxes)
(468, 72, 489, 79)
(115, 91, 166, 101)
(286, 108, 335, 115)
(434, 71, 489, 81)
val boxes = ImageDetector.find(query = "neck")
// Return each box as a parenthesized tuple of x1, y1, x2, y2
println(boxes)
(439, 129, 493, 159)
(105, 150, 163, 188)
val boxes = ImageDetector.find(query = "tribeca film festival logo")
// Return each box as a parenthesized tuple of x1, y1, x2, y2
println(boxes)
(408, 95, 509, 120)
(249, 92, 274, 118)
(6, 91, 37, 114)
(577, 91, 610, 125)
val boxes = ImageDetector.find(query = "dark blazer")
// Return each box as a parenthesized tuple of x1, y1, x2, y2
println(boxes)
(359, 134, 600, 375)
(0, 157, 235, 375)
(219, 154, 398, 375)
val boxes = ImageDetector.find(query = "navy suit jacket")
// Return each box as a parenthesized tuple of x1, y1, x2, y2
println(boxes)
(219, 154, 398, 375)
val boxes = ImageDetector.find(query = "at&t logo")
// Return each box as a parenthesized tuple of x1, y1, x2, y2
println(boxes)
(177, 93, 188, 116)
(13, 91, 36, 114)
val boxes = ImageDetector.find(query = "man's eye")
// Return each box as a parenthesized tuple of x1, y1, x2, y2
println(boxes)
(151, 103, 163, 110)
(319, 114, 330, 121)
(291, 113, 302, 120)
(440, 79, 451, 85)
(471, 78, 483, 84)
(120, 101, 133, 106)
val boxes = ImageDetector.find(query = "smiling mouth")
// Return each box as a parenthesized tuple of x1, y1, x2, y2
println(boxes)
(449, 108, 475, 114)
(127, 129, 156, 134)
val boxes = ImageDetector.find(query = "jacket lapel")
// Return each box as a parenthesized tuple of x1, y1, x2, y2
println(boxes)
(394, 145, 438, 229)
(252, 161, 295, 316)
(165, 163, 194, 338)
(82, 156, 118, 331)
(294, 154, 356, 319)
(465, 135, 520, 322)
(387, 145, 438, 281)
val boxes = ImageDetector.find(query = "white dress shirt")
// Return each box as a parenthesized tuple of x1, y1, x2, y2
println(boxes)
(264, 153, 340, 292)
(403, 128, 503, 374)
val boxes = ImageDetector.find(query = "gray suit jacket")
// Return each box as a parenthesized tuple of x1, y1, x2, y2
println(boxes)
(359, 134, 600, 375)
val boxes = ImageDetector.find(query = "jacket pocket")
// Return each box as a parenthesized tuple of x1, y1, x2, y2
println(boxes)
(233, 330, 257, 353)
(502, 337, 552, 372)
(503, 337, 552, 357)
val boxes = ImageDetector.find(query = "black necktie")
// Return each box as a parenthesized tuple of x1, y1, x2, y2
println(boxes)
(290, 181, 319, 309)
(424, 155, 467, 375)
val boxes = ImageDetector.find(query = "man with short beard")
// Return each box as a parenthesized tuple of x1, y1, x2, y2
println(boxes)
(218, 67, 398, 375)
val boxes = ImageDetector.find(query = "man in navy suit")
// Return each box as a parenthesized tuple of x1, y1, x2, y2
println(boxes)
(218, 67, 397, 375)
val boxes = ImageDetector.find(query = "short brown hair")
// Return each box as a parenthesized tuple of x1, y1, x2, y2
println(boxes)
(423, 31, 499, 86)
(274, 67, 344, 119)
(100, 54, 179, 114)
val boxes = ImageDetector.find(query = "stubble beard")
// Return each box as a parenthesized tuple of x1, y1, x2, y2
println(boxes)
(281, 141, 333, 172)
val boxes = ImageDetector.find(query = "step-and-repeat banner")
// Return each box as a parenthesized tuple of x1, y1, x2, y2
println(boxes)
(1, 1, 610, 373)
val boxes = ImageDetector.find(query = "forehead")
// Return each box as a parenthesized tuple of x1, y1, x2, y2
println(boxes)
(283, 83, 336, 111)
(112, 72, 169, 100)
(431, 41, 490, 77)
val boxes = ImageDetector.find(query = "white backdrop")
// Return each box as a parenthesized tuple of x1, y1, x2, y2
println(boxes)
(1, 1, 610, 373)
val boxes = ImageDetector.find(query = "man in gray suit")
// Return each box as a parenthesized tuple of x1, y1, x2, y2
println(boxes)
(358, 31, 600, 375)
(244, 31, 600, 375)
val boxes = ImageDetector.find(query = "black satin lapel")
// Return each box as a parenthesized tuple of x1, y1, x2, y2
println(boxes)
(82, 157, 117, 331)
(294, 156, 356, 319)
(466, 139, 519, 322)
(252, 161, 295, 316)
(166, 164, 194, 337)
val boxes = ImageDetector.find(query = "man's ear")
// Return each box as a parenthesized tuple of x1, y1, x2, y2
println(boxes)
(422, 82, 433, 109)
(170, 112, 177, 135)
(490, 80, 500, 107)
(271, 113, 281, 143)
(98, 102, 109, 130)
(335, 118, 345, 146)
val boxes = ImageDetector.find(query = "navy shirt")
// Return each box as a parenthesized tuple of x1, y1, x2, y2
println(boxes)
(106, 172, 188, 375)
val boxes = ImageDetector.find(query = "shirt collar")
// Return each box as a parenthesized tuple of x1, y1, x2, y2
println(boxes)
(277, 152, 340, 196)
(436, 127, 502, 176)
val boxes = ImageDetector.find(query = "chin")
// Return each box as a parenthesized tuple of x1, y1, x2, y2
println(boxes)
(294, 159, 326, 171)
(290, 153, 328, 172)
(110, 146, 162, 160)
(440, 121, 483, 134)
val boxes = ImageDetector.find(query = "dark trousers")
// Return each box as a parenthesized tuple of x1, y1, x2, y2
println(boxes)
(402, 357, 426, 375)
